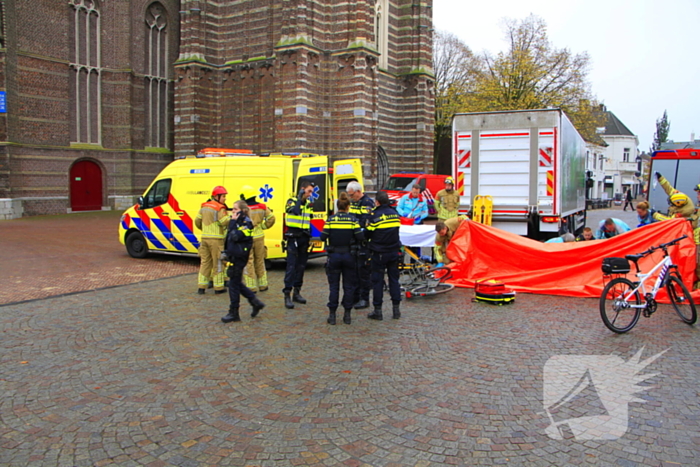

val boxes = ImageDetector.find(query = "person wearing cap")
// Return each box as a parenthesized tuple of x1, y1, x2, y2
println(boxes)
(282, 181, 315, 309)
(195, 186, 231, 294)
(240, 185, 276, 293)
(434, 176, 460, 221)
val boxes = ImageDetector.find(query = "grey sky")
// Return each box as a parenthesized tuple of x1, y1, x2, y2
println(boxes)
(432, 0, 699, 151)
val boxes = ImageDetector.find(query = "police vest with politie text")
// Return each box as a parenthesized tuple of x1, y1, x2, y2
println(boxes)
(349, 194, 375, 229)
(321, 212, 364, 254)
(284, 191, 313, 236)
(366, 204, 402, 252)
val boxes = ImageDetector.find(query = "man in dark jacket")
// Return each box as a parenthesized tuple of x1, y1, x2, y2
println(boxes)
(282, 181, 316, 309)
(365, 191, 403, 320)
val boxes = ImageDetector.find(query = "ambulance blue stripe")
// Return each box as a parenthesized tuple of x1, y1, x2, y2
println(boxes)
(152, 219, 188, 251)
(132, 218, 167, 250)
(173, 219, 200, 249)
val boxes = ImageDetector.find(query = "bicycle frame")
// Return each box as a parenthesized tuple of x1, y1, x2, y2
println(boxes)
(623, 254, 673, 309)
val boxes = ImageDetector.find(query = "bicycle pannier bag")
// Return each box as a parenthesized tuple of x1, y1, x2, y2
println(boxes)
(474, 279, 515, 305)
(601, 257, 630, 274)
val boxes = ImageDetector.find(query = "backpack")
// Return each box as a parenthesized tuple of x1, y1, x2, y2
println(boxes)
(473, 279, 516, 305)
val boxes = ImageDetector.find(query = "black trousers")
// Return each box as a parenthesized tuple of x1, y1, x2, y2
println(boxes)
(371, 250, 402, 307)
(283, 235, 310, 292)
(228, 261, 256, 310)
(354, 248, 371, 302)
(326, 251, 358, 310)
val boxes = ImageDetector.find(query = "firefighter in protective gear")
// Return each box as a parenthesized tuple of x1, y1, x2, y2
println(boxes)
(221, 200, 266, 323)
(434, 216, 467, 264)
(195, 186, 230, 294)
(320, 192, 365, 325)
(365, 191, 402, 320)
(240, 185, 276, 293)
(346, 181, 375, 309)
(282, 181, 315, 309)
(434, 176, 460, 221)
(652, 172, 697, 227)
(694, 184, 700, 289)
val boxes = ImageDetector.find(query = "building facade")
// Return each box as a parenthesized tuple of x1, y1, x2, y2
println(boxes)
(0, 0, 434, 219)
(599, 107, 640, 198)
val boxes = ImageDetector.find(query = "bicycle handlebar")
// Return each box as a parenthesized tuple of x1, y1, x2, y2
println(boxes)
(637, 235, 687, 257)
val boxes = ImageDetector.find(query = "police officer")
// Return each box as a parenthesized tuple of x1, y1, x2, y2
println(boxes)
(365, 191, 403, 320)
(240, 185, 276, 293)
(283, 181, 315, 309)
(320, 192, 365, 325)
(221, 200, 266, 323)
(195, 186, 230, 294)
(346, 181, 374, 309)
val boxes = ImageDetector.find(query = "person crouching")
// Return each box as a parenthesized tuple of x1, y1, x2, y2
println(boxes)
(320, 192, 365, 325)
(221, 200, 265, 323)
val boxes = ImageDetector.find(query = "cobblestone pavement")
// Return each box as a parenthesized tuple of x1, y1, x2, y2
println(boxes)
(0, 211, 198, 305)
(2, 256, 699, 466)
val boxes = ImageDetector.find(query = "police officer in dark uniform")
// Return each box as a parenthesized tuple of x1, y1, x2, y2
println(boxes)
(365, 191, 403, 320)
(320, 192, 365, 325)
(282, 181, 315, 309)
(346, 181, 375, 310)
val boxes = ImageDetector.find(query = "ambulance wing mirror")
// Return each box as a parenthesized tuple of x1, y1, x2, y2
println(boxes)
(137, 195, 144, 208)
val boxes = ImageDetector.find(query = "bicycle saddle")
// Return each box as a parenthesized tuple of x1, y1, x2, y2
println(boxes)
(625, 254, 643, 262)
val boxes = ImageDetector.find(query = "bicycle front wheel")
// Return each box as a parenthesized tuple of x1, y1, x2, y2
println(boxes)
(666, 275, 697, 325)
(408, 283, 454, 297)
(600, 277, 642, 333)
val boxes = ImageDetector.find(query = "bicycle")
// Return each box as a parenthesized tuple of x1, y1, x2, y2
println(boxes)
(599, 235, 697, 333)
(398, 247, 454, 298)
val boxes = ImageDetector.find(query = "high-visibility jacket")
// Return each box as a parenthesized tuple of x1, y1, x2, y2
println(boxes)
(349, 194, 375, 228)
(654, 175, 697, 227)
(366, 205, 401, 253)
(248, 201, 275, 239)
(434, 189, 460, 220)
(195, 200, 229, 239)
(225, 216, 254, 262)
(284, 195, 312, 235)
(320, 212, 364, 253)
(435, 217, 463, 262)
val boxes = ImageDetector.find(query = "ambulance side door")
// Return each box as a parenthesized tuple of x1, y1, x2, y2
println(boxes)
(295, 157, 329, 252)
(332, 159, 364, 212)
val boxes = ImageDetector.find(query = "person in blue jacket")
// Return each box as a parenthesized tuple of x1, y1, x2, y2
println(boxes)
(396, 185, 428, 224)
(594, 218, 631, 239)
(635, 201, 658, 228)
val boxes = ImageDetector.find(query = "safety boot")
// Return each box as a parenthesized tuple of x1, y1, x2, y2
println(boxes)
(354, 299, 369, 309)
(292, 287, 307, 304)
(392, 303, 401, 320)
(284, 292, 295, 309)
(367, 306, 383, 320)
(343, 308, 352, 325)
(250, 297, 266, 317)
(221, 308, 241, 323)
(327, 307, 337, 325)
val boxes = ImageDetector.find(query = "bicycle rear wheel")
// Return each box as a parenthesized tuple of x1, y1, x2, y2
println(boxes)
(600, 277, 642, 333)
(666, 274, 697, 324)
(408, 283, 454, 297)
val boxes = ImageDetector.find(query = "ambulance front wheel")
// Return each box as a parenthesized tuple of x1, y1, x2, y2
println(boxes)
(126, 231, 148, 258)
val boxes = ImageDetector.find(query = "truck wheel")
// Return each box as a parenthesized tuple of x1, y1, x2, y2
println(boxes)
(126, 231, 148, 258)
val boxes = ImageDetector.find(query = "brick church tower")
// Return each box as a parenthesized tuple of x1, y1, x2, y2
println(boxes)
(174, 0, 434, 190)
(0, 0, 433, 218)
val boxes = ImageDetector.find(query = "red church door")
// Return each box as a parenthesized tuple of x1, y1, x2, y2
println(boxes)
(70, 160, 103, 211)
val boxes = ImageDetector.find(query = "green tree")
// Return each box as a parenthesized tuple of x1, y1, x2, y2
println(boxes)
(652, 110, 670, 152)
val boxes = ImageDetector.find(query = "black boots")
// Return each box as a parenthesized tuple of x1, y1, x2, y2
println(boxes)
(327, 308, 337, 325)
(221, 308, 241, 323)
(250, 298, 265, 317)
(354, 299, 369, 309)
(284, 292, 294, 309)
(367, 306, 383, 320)
(343, 308, 352, 324)
(392, 303, 401, 320)
(292, 287, 307, 304)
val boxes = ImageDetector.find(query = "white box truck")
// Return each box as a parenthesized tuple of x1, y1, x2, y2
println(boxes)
(452, 109, 587, 240)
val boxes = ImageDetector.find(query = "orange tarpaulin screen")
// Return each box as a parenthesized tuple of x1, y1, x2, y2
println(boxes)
(446, 218, 699, 300)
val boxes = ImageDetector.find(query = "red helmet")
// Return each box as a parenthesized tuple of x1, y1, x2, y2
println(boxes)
(212, 186, 228, 197)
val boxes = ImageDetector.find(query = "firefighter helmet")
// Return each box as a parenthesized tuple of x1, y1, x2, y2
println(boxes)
(240, 185, 258, 201)
(444, 176, 454, 185)
(211, 186, 228, 197)
(694, 183, 700, 192)
(668, 192, 690, 207)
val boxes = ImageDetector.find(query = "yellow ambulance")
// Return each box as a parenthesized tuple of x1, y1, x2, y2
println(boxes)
(119, 149, 364, 259)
